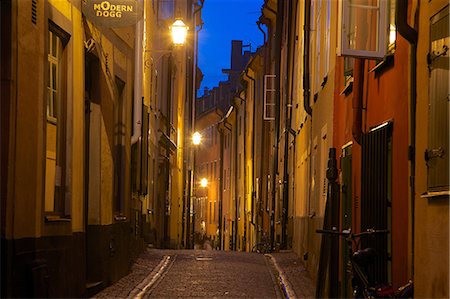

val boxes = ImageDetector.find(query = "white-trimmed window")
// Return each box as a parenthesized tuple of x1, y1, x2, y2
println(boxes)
(45, 22, 70, 215)
(263, 74, 276, 120)
(47, 30, 62, 122)
(339, 0, 389, 59)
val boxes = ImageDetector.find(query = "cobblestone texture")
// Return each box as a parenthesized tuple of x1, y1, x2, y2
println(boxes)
(93, 248, 314, 298)
(93, 249, 165, 298)
(270, 251, 315, 298)
(147, 250, 280, 298)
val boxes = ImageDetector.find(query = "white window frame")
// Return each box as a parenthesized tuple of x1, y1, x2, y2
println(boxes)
(47, 30, 61, 123)
(338, 0, 388, 59)
(263, 74, 276, 121)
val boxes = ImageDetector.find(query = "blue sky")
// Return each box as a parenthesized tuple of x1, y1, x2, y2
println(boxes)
(198, 0, 264, 95)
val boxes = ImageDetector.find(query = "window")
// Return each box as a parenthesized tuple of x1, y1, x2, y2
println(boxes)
(45, 23, 69, 214)
(263, 75, 276, 120)
(339, 0, 389, 58)
(158, 0, 174, 21)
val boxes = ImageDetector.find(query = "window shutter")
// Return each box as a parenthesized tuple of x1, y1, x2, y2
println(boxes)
(427, 8, 449, 191)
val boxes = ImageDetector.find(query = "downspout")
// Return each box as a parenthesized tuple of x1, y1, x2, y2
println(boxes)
(303, 0, 312, 116)
(218, 123, 224, 250)
(396, 0, 418, 279)
(188, 0, 204, 249)
(270, 0, 284, 251)
(244, 69, 256, 246)
(234, 104, 239, 250)
(281, 0, 298, 250)
(237, 94, 247, 251)
(352, 58, 364, 144)
(131, 0, 144, 145)
(257, 20, 267, 44)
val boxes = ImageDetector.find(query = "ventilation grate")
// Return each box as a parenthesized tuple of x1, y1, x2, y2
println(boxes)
(32, 0, 37, 24)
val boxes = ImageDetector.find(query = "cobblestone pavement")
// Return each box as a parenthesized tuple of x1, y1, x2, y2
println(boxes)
(146, 250, 281, 298)
(93, 248, 315, 298)
(269, 251, 315, 298)
(93, 249, 166, 298)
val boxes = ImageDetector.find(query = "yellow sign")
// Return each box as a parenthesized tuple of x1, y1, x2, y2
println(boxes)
(82, 0, 142, 27)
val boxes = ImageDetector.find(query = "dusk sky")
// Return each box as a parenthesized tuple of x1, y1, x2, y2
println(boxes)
(198, 0, 265, 95)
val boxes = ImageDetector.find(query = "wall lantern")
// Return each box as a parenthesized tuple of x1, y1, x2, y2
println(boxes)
(200, 178, 208, 188)
(171, 19, 188, 45)
(192, 131, 202, 145)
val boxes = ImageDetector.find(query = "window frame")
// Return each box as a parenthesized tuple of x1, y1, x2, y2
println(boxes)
(339, 0, 388, 59)
(45, 21, 70, 216)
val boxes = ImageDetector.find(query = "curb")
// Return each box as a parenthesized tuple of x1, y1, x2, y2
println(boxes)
(127, 255, 174, 299)
(266, 254, 297, 299)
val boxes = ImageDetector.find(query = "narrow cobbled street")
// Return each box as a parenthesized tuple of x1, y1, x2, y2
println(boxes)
(95, 248, 314, 298)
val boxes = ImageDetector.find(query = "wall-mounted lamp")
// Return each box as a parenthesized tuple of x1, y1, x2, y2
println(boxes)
(171, 19, 188, 46)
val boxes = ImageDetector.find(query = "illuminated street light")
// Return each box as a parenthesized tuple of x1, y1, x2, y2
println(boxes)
(192, 131, 202, 145)
(171, 19, 188, 45)
(200, 178, 208, 188)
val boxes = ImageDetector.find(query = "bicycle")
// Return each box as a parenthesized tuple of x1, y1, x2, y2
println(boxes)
(316, 228, 413, 298)
(252, 233, 272, 254)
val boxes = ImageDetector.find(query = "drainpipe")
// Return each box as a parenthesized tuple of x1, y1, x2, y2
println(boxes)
(237, 94, 247, 251)
(352, 58, 364, 144)
(270, 0, 284, 251)
(281, 0, 298, 250)
(187, 0, 204, 249)
(303, 0, 312, 116)
(257, 20, 267, 44)
(131, 0, 144, 145)
(396, 0, 418, 279)
(234, 103, 239, 250)
(244, 69, 256, 246)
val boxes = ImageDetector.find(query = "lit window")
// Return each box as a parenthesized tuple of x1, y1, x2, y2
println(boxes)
(47, 30, 62, 122)
(339, 0, 389, 59)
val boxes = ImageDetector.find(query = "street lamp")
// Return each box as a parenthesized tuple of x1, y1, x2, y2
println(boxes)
(200, 178, 208, 188)
(171, 19, 188, 46)
(192, 131, 202, 145)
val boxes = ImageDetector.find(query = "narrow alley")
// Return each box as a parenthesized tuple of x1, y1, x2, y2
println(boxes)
(1, 0, 448, 298)
(94, 248, 314, 298)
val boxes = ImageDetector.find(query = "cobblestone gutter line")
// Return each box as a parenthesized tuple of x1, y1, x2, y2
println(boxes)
(128, 255, 175, 298)
(266, 254, 297, 299)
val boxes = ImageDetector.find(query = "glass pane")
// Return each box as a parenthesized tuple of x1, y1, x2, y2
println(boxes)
(158, 0, 174, 20)
(388, 0, 396, 46)
(52, 63, 57, 89)
(47, 62, 51, 88)
(52, 32, 57, 55)
(347, 0, 380, 52)
(53, 90, 58, 119)
(47, 88, 51, 116)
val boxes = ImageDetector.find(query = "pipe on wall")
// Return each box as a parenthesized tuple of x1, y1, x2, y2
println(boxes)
(352, 58, 364, 144)
(396, 0, 418, 279)
(131, 0, 144, 145)
(270, 0, 284, 251)
(303, 0, 312, 116)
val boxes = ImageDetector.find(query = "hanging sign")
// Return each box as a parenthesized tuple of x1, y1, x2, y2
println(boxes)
(82, 0, 143, 28)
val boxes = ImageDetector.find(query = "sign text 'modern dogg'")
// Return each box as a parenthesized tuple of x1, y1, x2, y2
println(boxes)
(82, 0, 143, 28)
